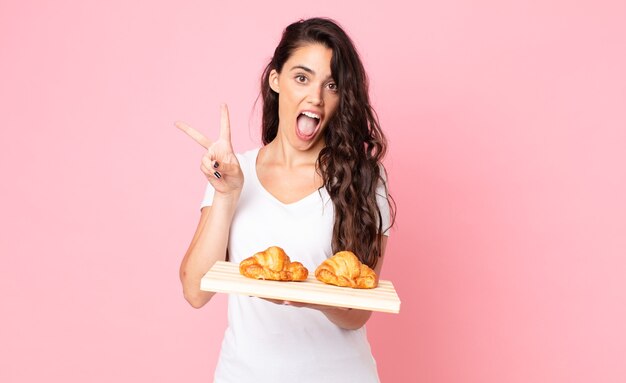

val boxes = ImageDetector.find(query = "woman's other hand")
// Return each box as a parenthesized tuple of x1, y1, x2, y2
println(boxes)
(176, 104, 243, 196)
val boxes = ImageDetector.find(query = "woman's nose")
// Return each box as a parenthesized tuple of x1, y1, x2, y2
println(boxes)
(307, 86, 324, 106)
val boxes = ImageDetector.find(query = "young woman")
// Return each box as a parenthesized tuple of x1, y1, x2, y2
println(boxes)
(177, 17, 395, 382)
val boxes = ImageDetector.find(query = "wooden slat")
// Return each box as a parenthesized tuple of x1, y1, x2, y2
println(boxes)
(200, 261, 401, 314)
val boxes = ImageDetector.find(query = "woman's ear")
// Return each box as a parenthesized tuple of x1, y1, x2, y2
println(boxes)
(269, 69, 280, 93)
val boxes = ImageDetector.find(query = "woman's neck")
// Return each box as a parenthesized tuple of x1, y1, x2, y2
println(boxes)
(261, 134, 323, 169)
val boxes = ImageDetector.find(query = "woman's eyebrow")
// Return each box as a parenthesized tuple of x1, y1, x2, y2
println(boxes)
(289, 65, 333, 80)
(289, 65, 315, 74)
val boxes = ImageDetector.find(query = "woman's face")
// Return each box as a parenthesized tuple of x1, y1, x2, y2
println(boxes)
(269, 43, 339, 153)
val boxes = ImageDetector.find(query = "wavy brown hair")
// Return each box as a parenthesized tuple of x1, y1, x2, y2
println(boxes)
(259, 18, 395, 269)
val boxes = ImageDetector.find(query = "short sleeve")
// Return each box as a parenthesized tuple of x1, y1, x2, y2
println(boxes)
(376, 168, 392, 237)
(200, 182, 215, 209)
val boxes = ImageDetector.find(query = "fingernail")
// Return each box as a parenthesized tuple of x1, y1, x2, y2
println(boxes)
(213, 161, 219, 168)
(214, 171, 222, 179)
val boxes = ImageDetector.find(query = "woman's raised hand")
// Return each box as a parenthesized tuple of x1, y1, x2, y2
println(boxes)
(176, 104, 243, 195)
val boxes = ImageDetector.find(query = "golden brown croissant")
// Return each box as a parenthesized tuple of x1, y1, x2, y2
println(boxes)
(239, 246, 308, 281)
(315, 251, 378, 289)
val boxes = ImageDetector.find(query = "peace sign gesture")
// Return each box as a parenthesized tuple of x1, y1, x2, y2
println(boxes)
(176, 104, 243, 195)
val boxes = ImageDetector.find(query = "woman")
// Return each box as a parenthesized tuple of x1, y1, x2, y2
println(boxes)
(177, 17, 395, 382)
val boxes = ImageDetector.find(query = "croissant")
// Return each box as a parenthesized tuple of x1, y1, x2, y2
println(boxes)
(315, 251, 378, 289)
(239, 246, 309, 281)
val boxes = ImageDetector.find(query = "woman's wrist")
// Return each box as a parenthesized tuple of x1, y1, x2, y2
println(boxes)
(213, 189, 241, 206)
(321, 307, 371, 330)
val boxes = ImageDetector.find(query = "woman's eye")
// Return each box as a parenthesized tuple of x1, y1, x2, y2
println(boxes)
(295, 75, 307, 83)
(328, 83, 338, 91)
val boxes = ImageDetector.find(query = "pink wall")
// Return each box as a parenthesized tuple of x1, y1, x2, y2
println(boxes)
(1, 1, 625, 382)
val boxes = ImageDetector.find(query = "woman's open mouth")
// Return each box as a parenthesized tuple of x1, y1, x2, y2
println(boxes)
(295, 111, 321, 141)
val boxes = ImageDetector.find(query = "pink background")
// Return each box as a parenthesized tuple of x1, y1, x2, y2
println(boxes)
(1, 1, 625, 382)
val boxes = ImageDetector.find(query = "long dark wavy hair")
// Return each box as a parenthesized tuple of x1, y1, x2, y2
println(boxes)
(259, 17, 395, 269)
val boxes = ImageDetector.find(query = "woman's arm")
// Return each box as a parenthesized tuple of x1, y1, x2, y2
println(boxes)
(320, 235, 388, 329)
(177, 104, 243, 309)
(179, 192, 240, 308)
(285, 235, 389, 329)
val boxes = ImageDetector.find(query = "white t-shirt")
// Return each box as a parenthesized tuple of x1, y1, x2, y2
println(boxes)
(201, 147, 391, 383)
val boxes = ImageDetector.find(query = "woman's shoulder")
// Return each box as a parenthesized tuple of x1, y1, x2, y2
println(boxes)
(236, 147, 261, 165)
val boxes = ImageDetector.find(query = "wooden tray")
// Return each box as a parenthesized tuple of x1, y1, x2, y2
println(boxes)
(200, 261, 401, 313)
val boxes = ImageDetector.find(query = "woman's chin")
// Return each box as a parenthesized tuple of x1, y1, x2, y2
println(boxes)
(291, 135, 324, 153)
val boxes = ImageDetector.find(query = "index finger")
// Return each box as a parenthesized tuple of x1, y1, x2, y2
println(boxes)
(175, 121, 212, 149)
(219, 104, 231, 143)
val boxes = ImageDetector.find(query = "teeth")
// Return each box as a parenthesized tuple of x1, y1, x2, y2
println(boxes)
(301, 111, 320, 119)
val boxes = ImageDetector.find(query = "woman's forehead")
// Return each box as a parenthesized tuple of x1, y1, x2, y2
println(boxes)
(284, 44, 334, 78)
